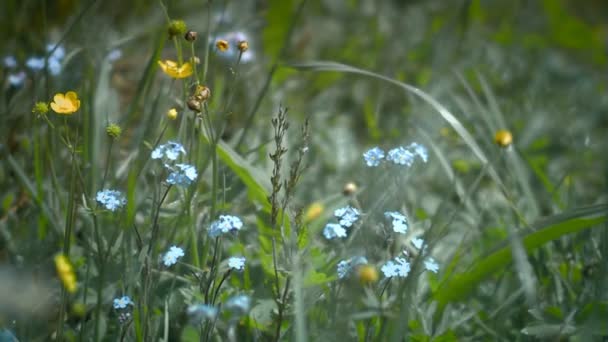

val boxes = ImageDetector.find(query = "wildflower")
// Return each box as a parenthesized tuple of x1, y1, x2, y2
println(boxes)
(50, 91, 80, 115)
(162, 245, 185, 267)
(357, 264, 379, 284)
(3, 55, 17, 68)
(215, 31, 254, 63)
(387, 146, 415, 166)
(363, 147, 385, 167)
(187, 304, 218, 321)
(334, 206, 360, 227)
(409, 142, 429, 163)
(167, 108, 178, 120)
(96, 189, 127, 211)
(107, 49, 122, 62)
(185, 30, 198, 42)
(48, 58, 61, 76)
(494, 129, 513, 148)
(342, 182, 358, 196)
(424, 257, 439, 273)
(8, 71, 26, 87)
(225, 295, 251, 316)
(381, 256, 411, 278)
(26, 57, 45, 71)
(208, 215, 244, 238)
(193, 85, 211, 102)
(166, 163, 198, 186)
(106, 123, 122, 140)
(113, 296, 133, 310)
(54, 254, 77, 293)
(237, 40, 249, 52)
(303, 202, 324, 222)
(168, 20, 187, 38)
(323, 223, 346, 240)
(151, 141, 186, 161)
(384, 211, 408, 234)
(337, 256, 368, 279)
(228, 257, 246, 271)
(158, 60, 193, 79)
(47, 44, 65, 61)
(32, 102, 49, 115)
(411, 237, 425, 250)
(216, 39, 229, 52)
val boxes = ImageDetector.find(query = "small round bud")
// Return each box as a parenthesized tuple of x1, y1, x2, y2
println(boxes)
(303, 202, 324, 222)
(187, 98, 202, 112)
(494, 129, 513, 148)
(168, 20, 187, 38)
(32, 101, 49, 115)
(357, 265, 379, 284)
(106, 123, 122, 140)
(167, 108, 178, 120)
(185, 30, 198, 42)
(216, 39, 229, 52)
(194, 85, 211, 102)
(191, 56, 200, 64)
(237, 40, 249, 52)
(343, 182, 357, 196)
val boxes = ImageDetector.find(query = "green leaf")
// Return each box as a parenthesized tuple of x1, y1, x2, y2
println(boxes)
(263, 0, 294, 58)
(433, 204, 608, 311)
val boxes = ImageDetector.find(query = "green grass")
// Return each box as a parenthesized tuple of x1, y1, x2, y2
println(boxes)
(0, 0, 607, 341)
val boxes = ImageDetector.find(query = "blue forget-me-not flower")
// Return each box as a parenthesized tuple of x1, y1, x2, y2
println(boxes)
(228, 257, 246, 271)
(384, 211, 408, 234)
(225, 294, 251, 316)
(187, 304, 218, 321)
(151, 141, 186, 161)
(162, 246, 185, 267)
(334, 206, 360, 227)
(113, 296, 133, 309)
(96, 189, 126, 211)
(323, 223, 347, 240)
(363, 147, 385, 167)
(166, 163, 198, 186)
(381, 256, 411, 278)
(424, 257, 439, 273)
(208, 215, 244, 238)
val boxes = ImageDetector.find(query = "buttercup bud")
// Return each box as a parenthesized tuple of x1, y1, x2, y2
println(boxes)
(167, 108, 178, 120)
(237, 40, 249, 52)
(216, 39, 229, 52)
(185, 30, 198, 42)
(494, 129, 513, 148)
(187, 98, 202, 112)
(343, 182, 358, 196)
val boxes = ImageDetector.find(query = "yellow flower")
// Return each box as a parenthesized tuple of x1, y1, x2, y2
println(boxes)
(216, 39, 229, 52)
(494, 129, 513, 148)
(54, 254, 77, 293)
(167, 108, 178, 120)
(304, 202, 324, 222)
(50, 91, 80, 115)
(158, 60, 193, 79)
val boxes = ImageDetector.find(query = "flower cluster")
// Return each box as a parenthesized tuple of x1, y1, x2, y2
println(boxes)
(188, 294, 252, 324)
(381, 255, 411, 278)
(384, 211, 408, 234)
(96, 189, 127, 211)
(337, 256, 368, 279)
(363, 143, 428, 167)
(113, 295, 134, 324)
(208, 215, 244, 238)
(227, 257, 246, 271)
(323, 206, 360, 240)
(162, 246, 185, 267)
(151, 141, 198, 187)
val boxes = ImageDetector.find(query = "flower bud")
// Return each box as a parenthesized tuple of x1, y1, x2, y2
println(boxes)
(106, 123, 122, 140)
(167, 108, 178, 120)
(216, 39, 229, 52)
(187, 98, 202, 112)
(185, 30, 198, 42)
(168, 20, 187, 38)
(237, 40, 249, 52)
(304, 202, 324, 222)
(343, 182, 357, 196)
(32, 102, 49, 115)
(194, 85, 211, 102)
(494, 129, 513, 148)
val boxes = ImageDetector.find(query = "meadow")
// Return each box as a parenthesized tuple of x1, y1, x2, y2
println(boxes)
(1, 0, 607, 341)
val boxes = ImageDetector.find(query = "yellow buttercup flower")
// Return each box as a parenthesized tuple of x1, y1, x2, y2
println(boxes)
(54, 254, 77, 293)
(167, 108, 178, 120)
(50, 91, 80, 115)
(158, 60, 193, 79)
